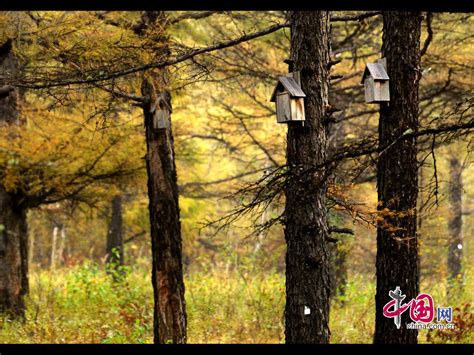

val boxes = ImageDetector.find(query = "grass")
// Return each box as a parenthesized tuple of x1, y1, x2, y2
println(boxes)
(0, 261, 472, 343)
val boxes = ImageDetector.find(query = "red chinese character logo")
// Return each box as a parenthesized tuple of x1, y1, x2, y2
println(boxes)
(383, 287, 435, 328)
(410, 293, 434, 323)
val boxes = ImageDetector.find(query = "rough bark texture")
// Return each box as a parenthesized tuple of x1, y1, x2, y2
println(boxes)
(142, 74, 187, 344)
(374, 12, 422, 344)
(447, 155, 463, 292)
(0, 38, 28, 318)
(284, 11, 331, 344)
(106, 195, 124, 268)
(131, 11, 186, 343)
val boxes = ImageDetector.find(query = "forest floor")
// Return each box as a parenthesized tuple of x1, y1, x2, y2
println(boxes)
(0, 260, 472, 344)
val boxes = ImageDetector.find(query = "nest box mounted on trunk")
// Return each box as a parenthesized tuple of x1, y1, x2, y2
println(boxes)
(270, 71, 306, 124)
(361, 58, 390, 103)
(150, 93, 171, 130)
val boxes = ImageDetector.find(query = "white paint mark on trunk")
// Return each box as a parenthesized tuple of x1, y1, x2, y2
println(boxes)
(304, 306, 311, 315)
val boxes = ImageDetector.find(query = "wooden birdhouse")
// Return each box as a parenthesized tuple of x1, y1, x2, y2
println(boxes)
(150, 93, 171, 130)
(270, 71, 306, 124)
(361, 58, 390, 103)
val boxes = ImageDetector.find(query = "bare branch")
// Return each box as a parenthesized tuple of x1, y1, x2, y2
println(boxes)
(330, 11, 382, 22)
(238, 117, 280, 168)
(185, 134, 239, 153)
(421, 12, 434, 57)
(124, 231, 146, 244)
(92, 83, 146, 103)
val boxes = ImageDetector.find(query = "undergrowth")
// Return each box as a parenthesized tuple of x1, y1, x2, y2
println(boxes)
(0, 261, 471, 343)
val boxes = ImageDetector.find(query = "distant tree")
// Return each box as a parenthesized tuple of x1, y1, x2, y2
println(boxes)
(105, 194, 124, 275)
(0, 14, 143, 317)
(374, 12, 422, 344)
(447, 153, 464, 294)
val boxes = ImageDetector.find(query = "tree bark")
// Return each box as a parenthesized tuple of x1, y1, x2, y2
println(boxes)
(126, 11, 186, 343)
(447, 155, 463, 293)
(106, 195, 124, 270)
(0, 38, 28, 318)
(142, 76, 187, 343)
(0, 186, 28, 318)
(374, 12, 422, 344)
(284, 11, 331, 344)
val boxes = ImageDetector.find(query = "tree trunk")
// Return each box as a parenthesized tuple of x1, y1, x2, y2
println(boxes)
(374, 12, 422, 344)
(0, 187, 28, 318)
(57, 224, 66, 267)
(447, 155, 463, 293)
(106, 195, 124, 270)
(142, 74, 187, 344)
(127, 11, 186, 343)
(50, 225, 58, 271)
(417, 165, 424, 277)
(284, 11, 331, 344)
(327, 86, 348, 302)
(330, 243, 348, 302)
(49, 222, 66, 269)
(0, 38, 28, 318)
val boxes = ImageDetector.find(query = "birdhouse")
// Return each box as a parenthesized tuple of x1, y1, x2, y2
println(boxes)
(270, 72, 306, 123)
(150, 93, 171, 130)
(361, 58, 390, 103)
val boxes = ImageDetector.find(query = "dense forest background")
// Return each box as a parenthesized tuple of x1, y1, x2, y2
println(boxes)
(0, 11, 472, 343)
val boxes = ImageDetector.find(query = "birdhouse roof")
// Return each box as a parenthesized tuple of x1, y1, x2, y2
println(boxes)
(270, 76, 306, 102)
(361, 63, 389, 83)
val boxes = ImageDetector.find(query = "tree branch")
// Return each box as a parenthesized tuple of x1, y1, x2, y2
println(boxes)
(238, 117, 280, 168)
(179, 168, 268, 192)
(124, 231, 146, 244)
(421, 12, 433, 57)
(330, 11, 382, 22)
(92, 83, 146, 103)
(11, 22, 288, 90)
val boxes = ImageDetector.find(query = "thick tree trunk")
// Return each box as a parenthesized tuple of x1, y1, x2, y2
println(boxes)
(374, 12, 422, 344)
(447, 155, 463, 293)
(142, 75, 187, 344)
(106, 195, 124, 269)
(0, 38, 28, 318)
(284, 11, 331, 344)
(127, 11, 186, 343)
